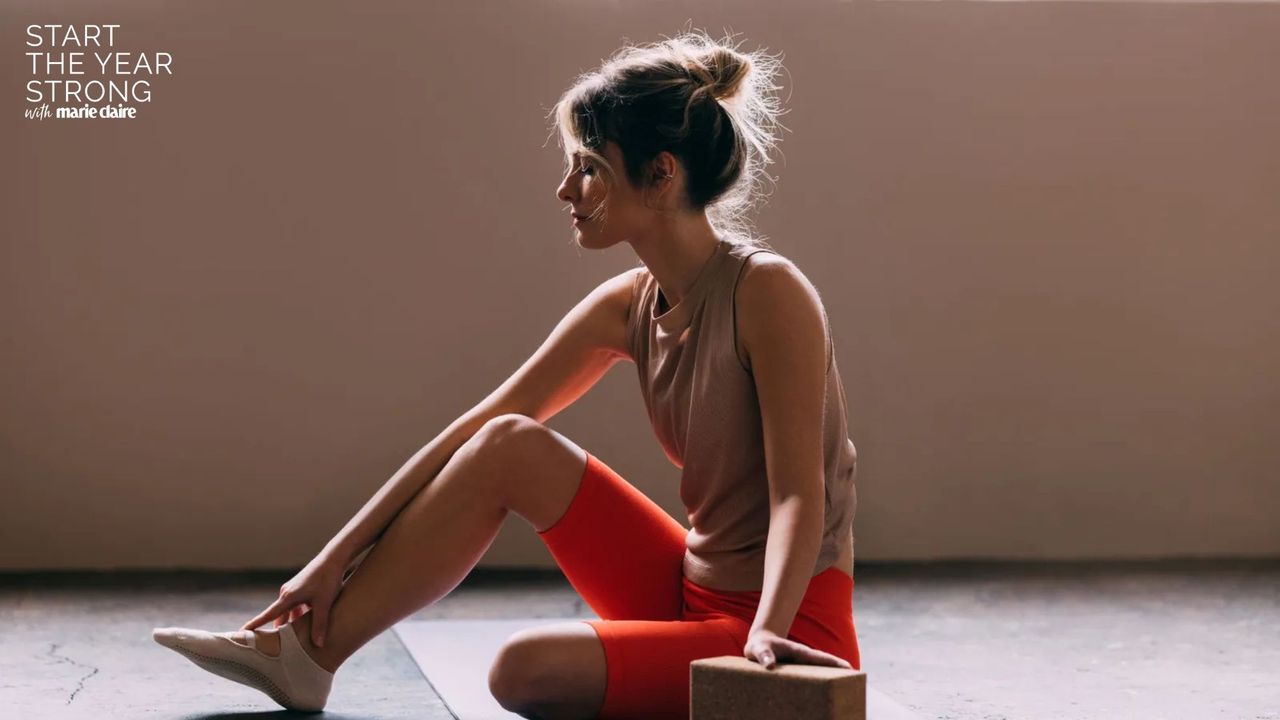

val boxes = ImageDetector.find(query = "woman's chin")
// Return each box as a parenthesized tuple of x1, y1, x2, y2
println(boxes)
(576, 232, 616, 250)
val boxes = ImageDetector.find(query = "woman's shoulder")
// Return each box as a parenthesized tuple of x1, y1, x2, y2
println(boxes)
(625, 264, 651, 300)
(728, 241, 809, 292)
(725, 237, 783, 262)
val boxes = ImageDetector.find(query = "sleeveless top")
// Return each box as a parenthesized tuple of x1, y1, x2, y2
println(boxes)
(625, 236, 859, 592)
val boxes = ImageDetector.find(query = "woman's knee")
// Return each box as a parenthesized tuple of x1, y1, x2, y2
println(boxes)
(464, 415, 588, 527)
(487, 632, 554, 713)
(453, 414, 537, 473)
(468, 414, 545, 454)
(487, 625, 606, 716)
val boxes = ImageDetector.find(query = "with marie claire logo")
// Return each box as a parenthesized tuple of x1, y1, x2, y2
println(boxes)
(24, 24, 174, 120)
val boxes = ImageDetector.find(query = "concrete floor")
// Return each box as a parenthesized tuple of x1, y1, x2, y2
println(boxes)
(1, 559, 1276, 719)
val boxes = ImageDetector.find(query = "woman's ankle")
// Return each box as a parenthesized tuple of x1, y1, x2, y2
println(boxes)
(289, 611, 342, 674)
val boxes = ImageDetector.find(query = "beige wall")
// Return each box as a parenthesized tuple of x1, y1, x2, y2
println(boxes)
(3, 1, 1277, 570)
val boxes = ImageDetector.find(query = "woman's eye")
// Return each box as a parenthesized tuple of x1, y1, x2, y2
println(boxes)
(580, 164, 594, 176)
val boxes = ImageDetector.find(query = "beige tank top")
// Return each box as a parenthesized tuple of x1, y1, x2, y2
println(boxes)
(626, 236, 859, 592)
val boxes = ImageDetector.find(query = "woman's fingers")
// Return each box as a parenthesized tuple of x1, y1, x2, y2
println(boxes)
(808, 650, 852, 668)
(780, 639, 853, 668)
(242, 596, 290, 631)
(268, 602, 309, 629)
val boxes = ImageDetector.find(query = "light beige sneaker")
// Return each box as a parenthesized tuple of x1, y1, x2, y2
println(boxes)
(153, 622, 334, 712)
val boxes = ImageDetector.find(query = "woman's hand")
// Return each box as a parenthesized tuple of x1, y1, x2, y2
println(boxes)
(241, 553, 348, 648)
(743, 627, 853, 670)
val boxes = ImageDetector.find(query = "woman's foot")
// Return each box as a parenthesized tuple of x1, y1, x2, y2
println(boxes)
(152, 622, 336, 712)
(221, 613, 336, 671)
(223, 629, 279, 656)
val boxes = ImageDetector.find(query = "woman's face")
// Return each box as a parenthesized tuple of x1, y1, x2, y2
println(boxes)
(557, 140, 655, 249)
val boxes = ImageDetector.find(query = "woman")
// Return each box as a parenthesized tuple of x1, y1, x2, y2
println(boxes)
(153, 29, 860, 719)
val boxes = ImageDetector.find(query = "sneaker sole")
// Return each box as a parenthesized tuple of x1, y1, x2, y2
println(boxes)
(170, 644, 323, 712)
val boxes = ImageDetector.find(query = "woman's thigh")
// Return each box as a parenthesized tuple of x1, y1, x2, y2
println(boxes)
(536, 451, 688, 621)
(683, 566, 862, 669)
(582, 615, 748, 720)
(568, 569, 861, 719)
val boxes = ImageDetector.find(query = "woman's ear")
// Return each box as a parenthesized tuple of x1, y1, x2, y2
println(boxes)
(641, 155, 675, 211)
(653, 151, 678, 183)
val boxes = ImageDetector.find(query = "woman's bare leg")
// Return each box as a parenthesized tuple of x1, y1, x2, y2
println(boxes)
(276, 415, 589, 673)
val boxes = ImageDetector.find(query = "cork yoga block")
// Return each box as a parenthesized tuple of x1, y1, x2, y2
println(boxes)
(690, 655, 867, 720)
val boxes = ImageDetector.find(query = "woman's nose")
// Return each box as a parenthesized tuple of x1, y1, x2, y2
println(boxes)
(557, 178, 575, 204)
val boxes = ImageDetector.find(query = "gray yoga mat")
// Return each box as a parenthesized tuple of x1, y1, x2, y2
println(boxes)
(394, 618, 920, 719)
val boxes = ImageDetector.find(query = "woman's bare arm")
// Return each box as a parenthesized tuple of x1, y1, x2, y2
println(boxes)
(319, 267, 642, 569)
